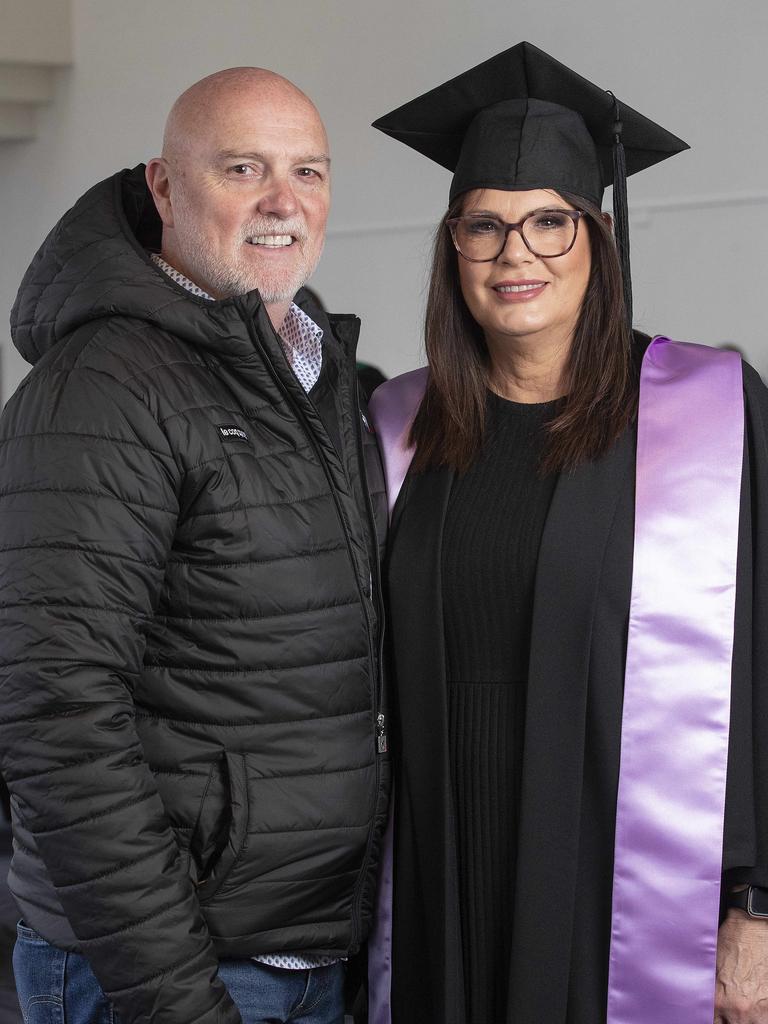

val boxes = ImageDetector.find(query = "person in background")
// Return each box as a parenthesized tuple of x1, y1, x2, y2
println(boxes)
(356, 363, 388, 404)
(367, 42, 768, 1024)
(0, 67, 388, 1024)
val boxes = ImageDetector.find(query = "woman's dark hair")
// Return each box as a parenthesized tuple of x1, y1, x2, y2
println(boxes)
(409, 190, 638, 475)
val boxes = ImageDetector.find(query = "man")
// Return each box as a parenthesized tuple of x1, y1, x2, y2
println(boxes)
(0, 69, 388, 1024)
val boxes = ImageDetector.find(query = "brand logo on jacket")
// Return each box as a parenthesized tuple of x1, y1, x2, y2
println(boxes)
(217, 424, 250, 442)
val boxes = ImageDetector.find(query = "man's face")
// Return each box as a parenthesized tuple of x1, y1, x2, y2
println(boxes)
(162, 88, 330, 305)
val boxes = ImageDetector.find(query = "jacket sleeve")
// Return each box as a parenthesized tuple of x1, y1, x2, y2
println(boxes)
(0, 364, 242, 1024)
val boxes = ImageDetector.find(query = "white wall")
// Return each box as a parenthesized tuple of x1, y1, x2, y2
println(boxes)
(1, 0, 767, 398)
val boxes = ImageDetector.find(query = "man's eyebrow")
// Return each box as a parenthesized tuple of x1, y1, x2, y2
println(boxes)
(296, 154, 331, 166)
(215, 150, 331, 166)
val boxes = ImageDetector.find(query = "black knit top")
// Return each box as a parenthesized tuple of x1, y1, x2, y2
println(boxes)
(442, 391, 559, 1022)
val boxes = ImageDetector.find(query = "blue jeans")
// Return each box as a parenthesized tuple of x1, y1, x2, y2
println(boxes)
(13, 922, 346, 1024)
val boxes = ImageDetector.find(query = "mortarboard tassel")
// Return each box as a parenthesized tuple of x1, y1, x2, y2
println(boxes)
(608, 93, 633, 328)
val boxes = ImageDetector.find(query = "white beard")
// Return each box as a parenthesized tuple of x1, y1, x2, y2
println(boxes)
(171, 202, 323, 302)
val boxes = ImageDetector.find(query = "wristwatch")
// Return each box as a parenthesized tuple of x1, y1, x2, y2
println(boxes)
(726, 885, 768, 918)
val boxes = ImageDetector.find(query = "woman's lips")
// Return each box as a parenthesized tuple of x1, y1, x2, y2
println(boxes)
(491, 280, 547, 302)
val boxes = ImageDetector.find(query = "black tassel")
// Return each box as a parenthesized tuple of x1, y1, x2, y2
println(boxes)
(608, 92, 633, 328)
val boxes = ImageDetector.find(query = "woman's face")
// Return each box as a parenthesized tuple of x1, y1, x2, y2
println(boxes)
(455, 188, 592, 353)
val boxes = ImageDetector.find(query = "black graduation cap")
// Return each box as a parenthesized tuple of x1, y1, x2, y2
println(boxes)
(373, 41, 689, 325)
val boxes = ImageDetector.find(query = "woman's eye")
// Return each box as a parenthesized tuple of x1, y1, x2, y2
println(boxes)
(531, 212, 570, 230)
(466, 219, 500, 235)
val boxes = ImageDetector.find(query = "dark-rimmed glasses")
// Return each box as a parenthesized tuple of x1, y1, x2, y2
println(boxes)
(447, 209, 585, 262)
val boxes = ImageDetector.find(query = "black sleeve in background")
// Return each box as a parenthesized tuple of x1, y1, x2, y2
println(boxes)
(0, 367, 241, 1024)
(722, 362, 768, 892)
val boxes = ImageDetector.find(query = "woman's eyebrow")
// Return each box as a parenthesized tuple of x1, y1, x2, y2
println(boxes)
(462, 209, 499, 217)
(463, 205, 569, 219)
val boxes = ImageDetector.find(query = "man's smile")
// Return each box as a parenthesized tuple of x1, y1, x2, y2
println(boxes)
(245, 234, 295, 247)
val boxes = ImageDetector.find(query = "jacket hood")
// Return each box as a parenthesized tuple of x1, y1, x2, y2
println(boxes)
(10, 165, 286, 366)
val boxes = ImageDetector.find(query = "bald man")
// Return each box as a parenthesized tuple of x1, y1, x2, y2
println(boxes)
(1, 69, 387, 1024)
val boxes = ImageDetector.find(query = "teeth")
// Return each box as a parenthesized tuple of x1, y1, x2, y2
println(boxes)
(496, 283, 543, 293)
(248, 235, 293, 247)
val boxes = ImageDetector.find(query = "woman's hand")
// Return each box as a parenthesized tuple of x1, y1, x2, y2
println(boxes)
(715, 910, 768, 1022)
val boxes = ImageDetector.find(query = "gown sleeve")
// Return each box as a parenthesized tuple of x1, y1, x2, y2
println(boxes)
(722, 361, 768, 887)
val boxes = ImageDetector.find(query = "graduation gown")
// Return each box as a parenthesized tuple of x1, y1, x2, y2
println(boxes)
(383, 361, 768, 1024)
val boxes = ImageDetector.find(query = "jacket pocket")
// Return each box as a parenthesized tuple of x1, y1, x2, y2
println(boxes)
(191, 753, 249, 903)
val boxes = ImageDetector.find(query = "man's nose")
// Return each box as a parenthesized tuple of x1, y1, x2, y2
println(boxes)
(256, 177, 299, 218)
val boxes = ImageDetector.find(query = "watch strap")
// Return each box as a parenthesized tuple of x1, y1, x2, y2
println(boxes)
(726, 885, 768, 918)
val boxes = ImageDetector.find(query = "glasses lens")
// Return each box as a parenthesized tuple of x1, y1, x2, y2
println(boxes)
(522, 211, 576, 257)
(453, 217, 505, 261)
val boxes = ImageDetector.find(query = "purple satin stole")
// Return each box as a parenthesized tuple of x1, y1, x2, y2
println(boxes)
(367, 342, 744, 1024)
(606, 338, 743, 1023)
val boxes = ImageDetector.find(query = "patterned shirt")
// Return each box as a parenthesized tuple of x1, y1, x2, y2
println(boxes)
(150, 253, 335, 970)
(150, 255, 323, 391)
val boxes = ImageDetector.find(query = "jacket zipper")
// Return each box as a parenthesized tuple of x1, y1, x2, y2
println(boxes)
(347, 371, 390, 948)
(335, 372, 387, 946)
(351, 373, 388, 750)
(238, 307, 385, 948)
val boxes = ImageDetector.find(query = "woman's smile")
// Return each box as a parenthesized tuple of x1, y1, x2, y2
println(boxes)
(489, 278, 548, 301)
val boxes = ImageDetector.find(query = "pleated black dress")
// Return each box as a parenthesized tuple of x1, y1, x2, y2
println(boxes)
(441, 393, 557, 1022)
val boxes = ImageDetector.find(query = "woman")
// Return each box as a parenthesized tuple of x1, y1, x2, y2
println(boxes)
(367, 43, 768, 1024)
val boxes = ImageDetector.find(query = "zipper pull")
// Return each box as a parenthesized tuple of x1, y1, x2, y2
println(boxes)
(377, 712, 388, 754)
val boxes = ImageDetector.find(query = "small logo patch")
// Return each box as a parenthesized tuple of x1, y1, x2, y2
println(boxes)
(217, 424, 250, 442)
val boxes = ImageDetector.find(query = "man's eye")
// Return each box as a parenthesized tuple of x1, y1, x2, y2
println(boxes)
(230, 165, 254, 176)
(296, 167, 320, 178)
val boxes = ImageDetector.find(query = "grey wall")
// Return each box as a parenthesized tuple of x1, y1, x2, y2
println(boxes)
(1, 0, 766, 398)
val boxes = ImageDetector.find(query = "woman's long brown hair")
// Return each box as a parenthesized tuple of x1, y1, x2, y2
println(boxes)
(409, 191, 638, 475)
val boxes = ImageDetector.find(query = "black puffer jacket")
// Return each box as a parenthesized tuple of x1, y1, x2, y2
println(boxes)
(0, 166, 389, 1024)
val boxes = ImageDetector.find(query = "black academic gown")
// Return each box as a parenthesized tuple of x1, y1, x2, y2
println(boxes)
(385, 362, 768, 1024)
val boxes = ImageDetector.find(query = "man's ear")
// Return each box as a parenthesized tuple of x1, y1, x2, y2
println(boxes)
(145, 158, 175, 228)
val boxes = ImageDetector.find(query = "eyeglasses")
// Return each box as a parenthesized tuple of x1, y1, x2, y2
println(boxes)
(446, 209, 585, 262)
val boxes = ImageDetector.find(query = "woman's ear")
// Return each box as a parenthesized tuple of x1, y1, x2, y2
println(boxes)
(602, 211, 614, 231)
